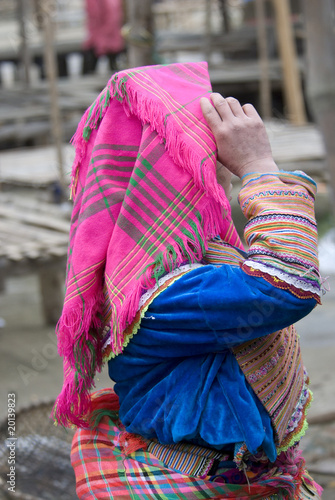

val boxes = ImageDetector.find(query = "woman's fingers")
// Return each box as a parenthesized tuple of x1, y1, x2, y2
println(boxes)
(210, 93, 247, 119)
(202, 94, 254, 124)
(210, 93, 233, 120)
(242, 103, 260, 119)
(210, 94, 261, 121)
(200, 92, 276, 178)
(200, 97, 222, 131)
(225, 97, 245, 118)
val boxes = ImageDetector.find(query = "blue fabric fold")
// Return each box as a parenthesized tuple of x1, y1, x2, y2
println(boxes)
(108, 263, 317, 463)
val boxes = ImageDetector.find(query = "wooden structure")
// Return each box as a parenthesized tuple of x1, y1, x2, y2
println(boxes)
(0, 0, 308, 127)
(255, 0, 271, 118)
(302, 0, 335, 215)
(0, 193, 70, 324)
(0, 75, 107, 148)
(125, 0, 154, 67)
(264, 120, 325, 173)
(272, 0, 307, 125)
(0, 144, 73, 188)
(40, 0, 66, 190)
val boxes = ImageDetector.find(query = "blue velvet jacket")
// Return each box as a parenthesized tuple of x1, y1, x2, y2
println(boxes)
(107, 171, 321, 463)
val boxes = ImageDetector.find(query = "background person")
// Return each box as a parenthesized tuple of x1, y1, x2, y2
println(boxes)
(82, 0, 125, 73)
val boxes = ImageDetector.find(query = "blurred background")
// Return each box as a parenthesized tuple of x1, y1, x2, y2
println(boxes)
(0, 0, 335, 498)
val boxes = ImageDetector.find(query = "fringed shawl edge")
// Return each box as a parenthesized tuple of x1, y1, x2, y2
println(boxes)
(52, 63, 234, 427)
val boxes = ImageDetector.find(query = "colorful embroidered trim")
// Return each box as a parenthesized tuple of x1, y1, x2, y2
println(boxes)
(239, 172, 321, 303)
(102, 264, 202, 361)
(242, 260, 321, 304)
(146, 440, 227, 478)
(278, 376, 313, 452)
(233, 325, 305, 445)
(204, 237, 244, 267)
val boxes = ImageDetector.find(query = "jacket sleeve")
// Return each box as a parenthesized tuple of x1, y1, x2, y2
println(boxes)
(143, 171, 322, 348)
(238, 170, 320, 304)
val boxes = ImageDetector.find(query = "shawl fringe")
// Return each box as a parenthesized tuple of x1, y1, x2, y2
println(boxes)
(114, 212, 208, 354)
(52, 291, 105, 427)
(258, 447, 306, 499)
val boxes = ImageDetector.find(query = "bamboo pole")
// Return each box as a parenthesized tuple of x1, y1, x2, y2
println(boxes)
(125, 0, 153, 68)
(272, 0, 307, 125)
(41, 0, 66, 193)
(204, 0, 212, 64)
(220, 0, 232, 33)
(17, 0, 31, 85)
(255, 0, 271, 118)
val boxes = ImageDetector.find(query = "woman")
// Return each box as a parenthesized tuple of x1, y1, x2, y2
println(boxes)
(53, 62, 323, 498)
(82, 0, 124, 73)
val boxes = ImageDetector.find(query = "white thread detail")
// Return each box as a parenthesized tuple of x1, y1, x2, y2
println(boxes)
(138, 263, 203, 308)
(103, 263, 203, 350)
(284, 372, 309, 435)
(243, 260, 321, 297)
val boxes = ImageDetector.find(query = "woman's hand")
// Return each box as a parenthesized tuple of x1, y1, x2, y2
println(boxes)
(200, 93, 278, 178)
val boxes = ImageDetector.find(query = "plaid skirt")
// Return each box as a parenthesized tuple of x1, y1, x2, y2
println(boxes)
(70, 389, 322, 499)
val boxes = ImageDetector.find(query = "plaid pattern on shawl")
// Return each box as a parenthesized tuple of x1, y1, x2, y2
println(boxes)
(53, 62, 242, 427)
(70, 389, 322, 500)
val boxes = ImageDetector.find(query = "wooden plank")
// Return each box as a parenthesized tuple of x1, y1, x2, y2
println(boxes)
(0, 243, 68, 259)
(125, 0, 154, 67)
(0, 220, 69, 246)
(204, 0, 212, 64)
(0, 244, 67, 260)
(0, 144, 73, 186)
(3, 246, 23, 261)
(0, 255, 66, 279)
(0, 193, 72, 217)
(302, 0, 335, 217)
(42, 0, 66, 191)
(0, 234, 31, 250)
(255, 0, 272, 118)
(0, 231, 67, 259)
(48, 247, 68, 257)
(0, 206, 70, 233)
(156, 30, 257, 54)
(0, 188, 70, 267)
(17, 0, 32, 85)
(208, 60, 285, 85)
(0, 106, 59, 123)
(20, 242, 44, 260)
(0, 21, 84, 60)
(264, 121, 325, 163)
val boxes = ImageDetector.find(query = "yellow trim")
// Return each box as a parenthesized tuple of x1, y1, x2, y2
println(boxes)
(103, 269, 194, 362)
(276, 390, 314, 453)
(105, 301, 151, 362)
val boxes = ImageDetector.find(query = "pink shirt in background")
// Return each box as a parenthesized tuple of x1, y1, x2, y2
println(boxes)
(84, 0, 124, 55)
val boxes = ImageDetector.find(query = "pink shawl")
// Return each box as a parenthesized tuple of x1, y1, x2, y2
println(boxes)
(53, 62, 242, 427)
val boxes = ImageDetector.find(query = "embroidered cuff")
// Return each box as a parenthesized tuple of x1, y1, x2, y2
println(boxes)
(238, 170, 320, 299)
